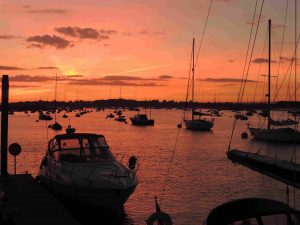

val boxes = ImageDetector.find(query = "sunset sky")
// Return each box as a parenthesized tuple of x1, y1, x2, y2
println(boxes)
(0, 0, 299, 102)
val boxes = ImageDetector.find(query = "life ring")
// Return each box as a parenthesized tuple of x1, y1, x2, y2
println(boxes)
(146, 211, 173, 225)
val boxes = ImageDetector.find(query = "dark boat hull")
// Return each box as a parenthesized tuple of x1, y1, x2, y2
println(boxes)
(227, 149, 300, 189)
(248, 127, 300, 142)
(37, 175, 137, 211)
(184, 119, 213, 131)
(130, 118, 154, 126)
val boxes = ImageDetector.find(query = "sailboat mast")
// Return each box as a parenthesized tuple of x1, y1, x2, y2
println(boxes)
(295, 0, 297, 103)
(54, 72, 57, 122)
(192, 38, 195, 120)
(268, 19, 271, 130)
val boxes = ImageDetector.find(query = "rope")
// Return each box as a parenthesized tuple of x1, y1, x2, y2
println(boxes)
(238, 0, 265, 103)
(160, 0, 214, 206)
(160, 126, 182, 206)
(274, 0, 289, 101)
(237, 0, 259, 103)
(195, 0, 213, 68)
(274, 33, 300, 101)
(228, 0, 264, 150)
(253, 29, 268, 103)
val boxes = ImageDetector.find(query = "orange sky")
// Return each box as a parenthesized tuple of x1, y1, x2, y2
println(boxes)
(0, 0, 299, 102)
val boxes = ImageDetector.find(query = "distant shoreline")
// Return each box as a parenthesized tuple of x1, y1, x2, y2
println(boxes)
(3, 99, 300, 112)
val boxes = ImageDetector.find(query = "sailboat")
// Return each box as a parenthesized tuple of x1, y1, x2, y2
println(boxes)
(130, 100, 154, 126)
(48, 73, 62, 131)
(248, 20, 300, 142)
(184, 38, 214, 131)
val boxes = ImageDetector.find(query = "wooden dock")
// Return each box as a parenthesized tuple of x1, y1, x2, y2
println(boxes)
(2, 174, 80, 225)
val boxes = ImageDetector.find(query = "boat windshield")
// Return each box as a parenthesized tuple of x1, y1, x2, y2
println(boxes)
(49, 135, 115, 163)
(230, 214, 300, 225)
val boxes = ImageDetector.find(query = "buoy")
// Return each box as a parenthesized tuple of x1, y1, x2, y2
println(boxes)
(146, 212, 173, 225)
(241, 132, 248, 139)
(146, 197, 173, 225)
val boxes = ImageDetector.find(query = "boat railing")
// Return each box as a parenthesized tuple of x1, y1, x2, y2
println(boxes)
(115, 153, 140, 176)
(45, 156, 131, 180)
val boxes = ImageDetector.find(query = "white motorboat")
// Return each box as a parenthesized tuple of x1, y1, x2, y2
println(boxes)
(37, 132, 138, 210)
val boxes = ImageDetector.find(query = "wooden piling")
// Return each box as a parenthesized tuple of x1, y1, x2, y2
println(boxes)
(1, 75, 9, 178)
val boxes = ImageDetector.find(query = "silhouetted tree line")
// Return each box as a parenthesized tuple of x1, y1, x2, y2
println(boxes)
(1, 99, 300, 112)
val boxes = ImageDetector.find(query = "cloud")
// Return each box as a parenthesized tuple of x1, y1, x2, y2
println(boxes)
(228, 59, 238, 63)
(38, 66, 59, 70)
(28, 9, 68, 14)
(68, 79, 163, 87)
(101, 75, 145, 81)
(0, 66, 24, 70)
(158, 75, 173, 80)
(0, 35, 20, 39)
(100, 75, 173, 81)
(55, 27, 113, 40)
(10, 75, 53, 82)
(252, 58, 276, 64)
(64, 75, 84, 78)
(139, 30, 166, 35)
(10, 74, 84, 83)
(27, 35, 71, 49)
(100, 29, 117, 35)
(199, 78, 258, 83)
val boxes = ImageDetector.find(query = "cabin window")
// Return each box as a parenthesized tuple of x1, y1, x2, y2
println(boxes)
(58, 138, 82, 162)
(81, 138, 91, 156)
(88, 136, 114, 160)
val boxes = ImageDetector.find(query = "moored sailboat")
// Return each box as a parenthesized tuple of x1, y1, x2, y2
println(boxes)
(184, 38, 214, 131)
(248, 20, 300, 142)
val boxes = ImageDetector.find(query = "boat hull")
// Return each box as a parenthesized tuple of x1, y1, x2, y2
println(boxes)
(37, 174, 137, 211)
(130, 118, 154, 126)
(184, 119, 213, 131)
(248, 127, 300, 142)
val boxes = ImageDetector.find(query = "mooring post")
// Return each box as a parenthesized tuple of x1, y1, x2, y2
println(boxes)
(1, 75, 9, 178)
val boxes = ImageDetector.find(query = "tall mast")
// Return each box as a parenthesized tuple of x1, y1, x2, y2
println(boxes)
(192, 38, 195, 120)
(295, 0, 297, 103)
(268, 19, 271, 130)
(54, 72, 57, 122)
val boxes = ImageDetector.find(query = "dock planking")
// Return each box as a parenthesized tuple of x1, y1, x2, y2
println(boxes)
(2, 174, 80, 225)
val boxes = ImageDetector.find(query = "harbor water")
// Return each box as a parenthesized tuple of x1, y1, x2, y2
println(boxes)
(4, 109, 300, 224)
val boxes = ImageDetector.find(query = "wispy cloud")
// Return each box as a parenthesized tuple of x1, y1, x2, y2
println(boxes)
(28, 9, 68, 14)
(38, 66, 59, 70)
(158, 75, 173, 80)
(0, 35, 20, 39)
(0, 65, 25, 70)
(27, 35, 72, 49)
(139, 30, 166, 35)
(68, 79, 163, 87)
(199, 77, 258, 83)
(10, 75, 53, 82)
(252, 58, 276, 63)
(55, 27, 114, 40)
(64, 74, 84, 78)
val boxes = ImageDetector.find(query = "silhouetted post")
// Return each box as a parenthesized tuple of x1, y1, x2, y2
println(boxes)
(267, 19, 271, 130)
(1, 75, 9, 178)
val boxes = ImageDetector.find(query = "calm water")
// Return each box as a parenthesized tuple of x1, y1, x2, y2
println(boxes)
(4, 109, 300, 224)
